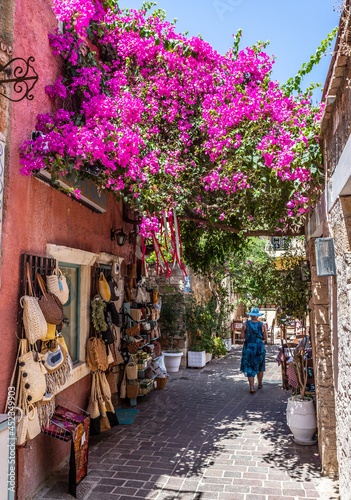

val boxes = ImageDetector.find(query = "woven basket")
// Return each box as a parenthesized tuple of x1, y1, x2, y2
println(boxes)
(127, 380, 139, 398)
(155, 376, 168, 390)
(126, 357, 138, 380)
(127, 342, 139, 354)
(126, 323, 141, 337)
(86, 337, 109, 372)
(20, 296, 47, 344)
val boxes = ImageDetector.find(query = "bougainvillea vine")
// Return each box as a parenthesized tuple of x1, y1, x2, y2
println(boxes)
(20, 0, 337, 237)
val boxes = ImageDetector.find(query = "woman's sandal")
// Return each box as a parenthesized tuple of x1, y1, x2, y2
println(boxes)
(258, 384, 263, 389)
(249, 388, 256, 393)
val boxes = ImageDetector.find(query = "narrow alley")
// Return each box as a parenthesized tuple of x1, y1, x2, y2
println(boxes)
(31, 347, 339, 500)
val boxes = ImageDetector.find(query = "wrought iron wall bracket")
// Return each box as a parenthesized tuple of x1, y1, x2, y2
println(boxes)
(0, 56, 38, 102)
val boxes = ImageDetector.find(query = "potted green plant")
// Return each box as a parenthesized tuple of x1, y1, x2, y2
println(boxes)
(159, 291, 186, 373)
(187, 342, 206, 368)
(212, 337, 227, 358)
(221, 332, 232, 352)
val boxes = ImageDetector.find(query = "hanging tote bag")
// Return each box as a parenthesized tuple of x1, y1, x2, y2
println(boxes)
(127, 380, 139, 399)
(106, 370, 118, 394)
(14, 408, 28, 446)
(87, 372, 101, 436)
(36, 273, 63, 325)
(119, 369, 127, 399)
(87, 373, 100, 419)
(20, 263, 47, 345)
(26, 404, 41, 440)
(96, 372, 117, 429)
(18, 342, 47, 405)
(46, 268, 69, 305)
(99, 272, 111, 302)
(126, 355, 138, 380)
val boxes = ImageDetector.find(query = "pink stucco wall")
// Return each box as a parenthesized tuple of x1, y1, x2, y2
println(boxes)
(0, 1, 134, 497)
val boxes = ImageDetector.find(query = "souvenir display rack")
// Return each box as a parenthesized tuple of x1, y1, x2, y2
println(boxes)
(87, 259, 165, 419)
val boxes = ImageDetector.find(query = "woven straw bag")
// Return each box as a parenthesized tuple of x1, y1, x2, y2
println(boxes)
(107, 345, 114, 365)
(126, 323, 141, 337)
(126, 355, 138, 380)
(45, 323, 56, 341)
(18, 343, 47, 404)
(36, 273, 63, 325)
(14, 407, 28, 446)
(26, 404, 41, 440)
(20, 296, 47, 345)
(56, 334, 69, 353)
(98, 372, 115, 412)
(127, 342, 139, 354)
(87, 373, 100, 419)
(46, 269, 69, 305)
(130, 309, 142, 322)
(127, 380, 139, 399)
(86, 336, 109, 372)
(120, 369, 127, 399)
(106, 370, 118, 394)
(99, 272, 111, 302)
(20, 263, 47, 345)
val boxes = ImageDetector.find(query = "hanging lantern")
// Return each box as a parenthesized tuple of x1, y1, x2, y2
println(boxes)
(111, 228, 128, 246)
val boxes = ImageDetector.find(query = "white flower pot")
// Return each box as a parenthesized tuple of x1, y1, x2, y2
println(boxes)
(222, 338, 232, 352)
(286, 397, 317, 445)
(206, 352, 212, 363)
(162, 352, 183, 373)
(188, 351, 206, 368)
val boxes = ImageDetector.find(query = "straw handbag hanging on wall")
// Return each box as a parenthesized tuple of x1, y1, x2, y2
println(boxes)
(46, 268, 70, 305)
(36, 273, 63, 325)
(20, 263, 47, 344)
(99, 272, 111, 302)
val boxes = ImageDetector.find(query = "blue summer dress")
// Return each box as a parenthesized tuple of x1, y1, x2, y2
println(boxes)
(240, 320, 266, 377)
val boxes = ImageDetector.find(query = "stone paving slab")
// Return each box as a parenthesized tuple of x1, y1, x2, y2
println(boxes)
(30, 346, 339, 500)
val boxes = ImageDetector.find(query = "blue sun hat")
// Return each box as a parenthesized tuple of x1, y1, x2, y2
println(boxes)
(247, 307, 264, 317)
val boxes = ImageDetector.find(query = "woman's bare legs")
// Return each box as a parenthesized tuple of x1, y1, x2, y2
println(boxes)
(257, 372, 264, 388)
(248, 376, 255, 392)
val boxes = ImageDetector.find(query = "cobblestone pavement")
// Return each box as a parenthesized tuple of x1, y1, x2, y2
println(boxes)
(31, 346, 339, 500)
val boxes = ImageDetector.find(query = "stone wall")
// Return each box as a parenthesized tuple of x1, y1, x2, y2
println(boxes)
(328, 197, 351, 496)
(306, 238, 338, 477)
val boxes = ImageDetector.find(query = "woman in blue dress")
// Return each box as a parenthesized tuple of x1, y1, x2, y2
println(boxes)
(240, 308, 267, 393)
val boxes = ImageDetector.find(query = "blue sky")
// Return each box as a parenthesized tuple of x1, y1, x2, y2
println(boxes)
(119, 0, 340, 102)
